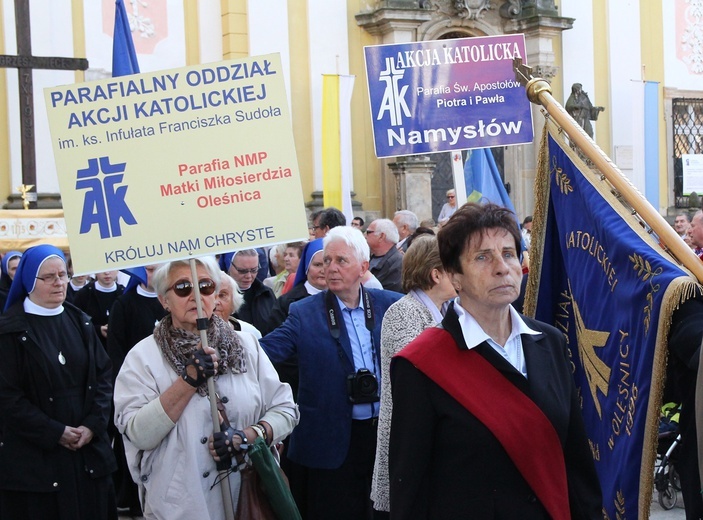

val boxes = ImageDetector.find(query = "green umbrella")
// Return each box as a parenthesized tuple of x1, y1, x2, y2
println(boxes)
(247, 437, 302, 520)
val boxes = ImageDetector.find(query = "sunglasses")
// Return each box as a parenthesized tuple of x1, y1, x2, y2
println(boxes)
(167, 278, 216, 297)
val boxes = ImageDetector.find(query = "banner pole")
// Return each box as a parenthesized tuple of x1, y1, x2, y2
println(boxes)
(189, 258, 236, 520)
(514, 65, 703, 284)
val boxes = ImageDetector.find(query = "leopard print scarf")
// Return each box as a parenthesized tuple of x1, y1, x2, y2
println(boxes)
(154, 313, 246, 396)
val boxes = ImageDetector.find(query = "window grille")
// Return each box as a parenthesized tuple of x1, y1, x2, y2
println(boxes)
(673, 98, 703, 207)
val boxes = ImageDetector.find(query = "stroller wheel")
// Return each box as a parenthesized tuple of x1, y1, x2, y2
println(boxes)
(658, 486, 677, 510)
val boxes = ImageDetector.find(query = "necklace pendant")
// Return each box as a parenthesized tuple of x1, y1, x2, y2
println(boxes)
(58, 351, 66, 365)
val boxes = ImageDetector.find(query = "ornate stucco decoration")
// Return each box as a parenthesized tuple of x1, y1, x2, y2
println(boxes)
(499, 0, 522, 18)
(431, 0, 493, 20)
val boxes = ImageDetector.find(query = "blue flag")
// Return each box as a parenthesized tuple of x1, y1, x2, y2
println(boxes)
(464, 148, 515, 211)
(525, 120, 701, 519)
(112, 0, 140, 77)
(464, 148, 523, 248)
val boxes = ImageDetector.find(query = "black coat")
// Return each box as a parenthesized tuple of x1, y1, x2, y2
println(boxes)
(73, 281, 124, 346)
(235, 278, 276, 335)
(107, 290, 166, 378)
(0, 302, 116, 492)
(389, 305, 602, 519)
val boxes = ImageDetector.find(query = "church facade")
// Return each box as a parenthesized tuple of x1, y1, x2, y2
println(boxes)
(0, 0, 700, 223)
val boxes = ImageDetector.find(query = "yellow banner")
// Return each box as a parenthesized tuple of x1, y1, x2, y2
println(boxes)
(44, 54, 308, 274)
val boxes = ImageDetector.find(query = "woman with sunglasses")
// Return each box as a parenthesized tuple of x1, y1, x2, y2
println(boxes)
(114, 257, 299, 520)
(0, 245, 117, 520)
(437, 188, 458, 227)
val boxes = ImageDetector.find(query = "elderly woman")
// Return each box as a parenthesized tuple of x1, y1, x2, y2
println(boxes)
(371, 235, 456, 514)
(114, 257, 298, 520)
(437, 188, 457, 226)
(0, 245, 116, 520)
(214, 272, 263, 339)
(389, 203, 602, 519)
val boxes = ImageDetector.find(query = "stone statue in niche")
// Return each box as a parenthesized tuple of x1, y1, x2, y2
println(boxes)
(565, 83, 605, 138)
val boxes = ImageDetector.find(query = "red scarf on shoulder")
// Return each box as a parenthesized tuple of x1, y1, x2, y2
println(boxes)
(398, 327, 571, 520)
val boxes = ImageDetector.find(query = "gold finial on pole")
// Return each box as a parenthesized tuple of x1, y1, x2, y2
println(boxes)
(512, 58, 703, 284)
(17, 184, 35, 210)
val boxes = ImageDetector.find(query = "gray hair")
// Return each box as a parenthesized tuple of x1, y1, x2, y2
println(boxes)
(394, 210, 419, 233)
(152, 256, 221, 297)
(219, 273, 245, 312)
(324, 226, 370, 264)
(371, 218, 400, 244)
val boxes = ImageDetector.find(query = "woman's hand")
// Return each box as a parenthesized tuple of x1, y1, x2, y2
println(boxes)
(181, 345, 218, 388)
(59, 426, 82, 451)
(71, 425, 94, 449)
(209, 427, 246, 462)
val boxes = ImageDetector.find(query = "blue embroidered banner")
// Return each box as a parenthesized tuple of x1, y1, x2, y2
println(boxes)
(526, 121, 700, 519)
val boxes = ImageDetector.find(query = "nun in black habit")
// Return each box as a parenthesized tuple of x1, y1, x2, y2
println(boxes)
(0, 244, 116, 520)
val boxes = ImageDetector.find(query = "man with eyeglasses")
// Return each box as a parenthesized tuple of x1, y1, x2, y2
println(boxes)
(366, 219, 404, 293)
(309, 207, 346, 239)
(261, 227, 402, 519)
(228, 249, 276, 335)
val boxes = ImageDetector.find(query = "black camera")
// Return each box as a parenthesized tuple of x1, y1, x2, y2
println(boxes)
(346, 369, 380, 404)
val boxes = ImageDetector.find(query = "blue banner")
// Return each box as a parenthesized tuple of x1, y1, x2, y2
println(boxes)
(112, 0, 140, 77)
(526, 121, 700, 519)
(363, 35, 534, 158)
(465, 148, 515, 211)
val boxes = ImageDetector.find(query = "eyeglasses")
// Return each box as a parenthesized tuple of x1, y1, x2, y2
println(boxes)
(35, 272, 69, 284)
(308, 225, 321, 232)
(231, 265, 260, 275)
(166, 279, 216, 297)
(447, 195, 455, 199)
(365, 229, 378, 235)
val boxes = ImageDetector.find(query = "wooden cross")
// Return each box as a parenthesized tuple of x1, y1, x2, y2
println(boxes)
(0, 0, 88, 208)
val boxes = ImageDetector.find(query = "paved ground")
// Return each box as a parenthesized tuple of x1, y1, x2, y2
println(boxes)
(117, 490, 688, 519)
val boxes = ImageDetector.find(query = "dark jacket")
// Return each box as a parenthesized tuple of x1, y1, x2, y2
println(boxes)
(261, 288, 402, 469)
(0, 302, 117, 492)
(370, 246, 403, 293)
(389, 304, 602, 519)
(264, 282, 310, 334)
(235, 278, 276, 336)
(73, 281, 124, 345)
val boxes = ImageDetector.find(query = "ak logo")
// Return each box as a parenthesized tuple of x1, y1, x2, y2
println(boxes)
(572, 292, 611, 419)
(376, 56, 411, 126)
(76, 157, 137, 239)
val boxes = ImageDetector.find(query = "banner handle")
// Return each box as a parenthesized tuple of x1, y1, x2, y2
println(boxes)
(189, 258, 236, 520)
(514, 60, 703, 285)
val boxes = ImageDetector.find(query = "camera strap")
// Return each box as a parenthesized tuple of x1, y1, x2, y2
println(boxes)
(325, 287, 377, 372)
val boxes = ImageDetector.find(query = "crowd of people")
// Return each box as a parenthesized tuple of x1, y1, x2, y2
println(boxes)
(3, 203, 703, 520)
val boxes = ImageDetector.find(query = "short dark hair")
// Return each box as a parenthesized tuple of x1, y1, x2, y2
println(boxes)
(352, 216, 364, 227)
(319, 207, 346, 229)
(310, 210, 325, 224)
(522, 215, 533, 225)
(438, 203, 521, 274)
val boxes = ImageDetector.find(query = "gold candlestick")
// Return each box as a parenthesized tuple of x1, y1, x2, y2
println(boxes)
(17, 184, 35, 210)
